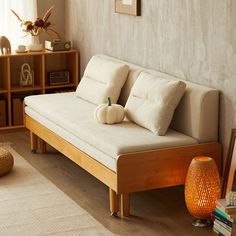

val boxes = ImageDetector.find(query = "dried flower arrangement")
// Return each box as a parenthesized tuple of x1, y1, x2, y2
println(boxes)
(11, 6, 60, 39)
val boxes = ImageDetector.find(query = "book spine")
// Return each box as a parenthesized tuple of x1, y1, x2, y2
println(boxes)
(217, 203, 227, 213)
(217, 199, 236, 214)
(220, 209, 236, 219)
(215, 208, 234, 222)
(212, 211, 233, 227)
(213, 226, 220, 235)
(213, 226, 226, 236)
(215, 219, 233, 232)
(216, 205, 236, 216)
(214, 223, 231, 236)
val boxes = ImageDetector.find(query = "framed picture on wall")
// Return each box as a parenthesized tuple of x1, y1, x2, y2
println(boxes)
(222, 129, 236, 197)
(115, 0, 141, 16)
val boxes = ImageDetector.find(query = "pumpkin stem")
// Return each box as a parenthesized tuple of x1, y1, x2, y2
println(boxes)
(108, 97, 112, 106)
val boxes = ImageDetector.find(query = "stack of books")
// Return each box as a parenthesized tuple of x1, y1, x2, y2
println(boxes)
(212, 199, 236, 235)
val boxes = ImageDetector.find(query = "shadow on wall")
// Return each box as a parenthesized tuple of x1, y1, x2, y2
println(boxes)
(219, 92, 234, 177)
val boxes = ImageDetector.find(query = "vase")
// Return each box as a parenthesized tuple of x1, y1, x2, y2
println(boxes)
(29, 35, 43, 52)
(185, 156, 221, 227)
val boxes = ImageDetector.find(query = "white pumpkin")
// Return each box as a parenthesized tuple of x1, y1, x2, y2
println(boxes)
(94, 97, 125, 124)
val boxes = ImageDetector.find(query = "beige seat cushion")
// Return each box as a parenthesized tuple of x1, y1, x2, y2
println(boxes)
(125, 72, 186, 135)
(76, 55, 129, 104)
(25, 93, 198, 171)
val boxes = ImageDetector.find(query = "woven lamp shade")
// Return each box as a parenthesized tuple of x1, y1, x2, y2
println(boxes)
(0, 148, 14, 176)
(185, 157, 220, 222)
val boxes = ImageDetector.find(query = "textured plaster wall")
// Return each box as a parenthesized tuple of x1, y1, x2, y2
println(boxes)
(65, 0, 236, 168)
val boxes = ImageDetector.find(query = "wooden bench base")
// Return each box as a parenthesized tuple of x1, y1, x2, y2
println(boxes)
(26, 115, 221, 217)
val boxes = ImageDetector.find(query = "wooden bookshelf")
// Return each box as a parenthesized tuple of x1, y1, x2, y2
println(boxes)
(0, 49, 79, 132)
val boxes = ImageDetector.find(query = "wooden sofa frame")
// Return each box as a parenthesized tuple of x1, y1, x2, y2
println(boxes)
(25, 114, 221, 217)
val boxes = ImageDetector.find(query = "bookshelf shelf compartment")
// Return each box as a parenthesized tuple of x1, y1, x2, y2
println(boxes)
(10, 55, 43, 88)
(0, 50, 79, 132)
(45, 52, 78, 87)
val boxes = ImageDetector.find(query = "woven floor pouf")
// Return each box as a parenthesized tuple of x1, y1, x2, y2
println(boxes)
(0, 148, 14, 176)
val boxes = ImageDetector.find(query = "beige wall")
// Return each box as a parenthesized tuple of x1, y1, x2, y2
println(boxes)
(37, 0, 65, 40)
(65, 0, 236, 167)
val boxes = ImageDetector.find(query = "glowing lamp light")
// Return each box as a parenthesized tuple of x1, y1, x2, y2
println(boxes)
(185, 156, 221, 227)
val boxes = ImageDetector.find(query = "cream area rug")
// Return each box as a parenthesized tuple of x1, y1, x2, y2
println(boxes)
(0, 144, 116, 236)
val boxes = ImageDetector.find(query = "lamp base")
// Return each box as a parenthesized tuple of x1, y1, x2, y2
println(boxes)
(192, 219, 211, 227)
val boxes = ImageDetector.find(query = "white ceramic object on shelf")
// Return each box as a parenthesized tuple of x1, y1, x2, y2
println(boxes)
(29, 35, 43, 52)
(16, 45, 27, 53)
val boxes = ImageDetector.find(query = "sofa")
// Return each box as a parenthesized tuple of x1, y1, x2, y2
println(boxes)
(24, 54, 221, 217)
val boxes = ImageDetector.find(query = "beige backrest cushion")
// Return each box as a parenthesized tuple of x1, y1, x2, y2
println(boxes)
(91, 55, 219, 143)
(76, 55, 129, 104)
(125, 72, 186, 135)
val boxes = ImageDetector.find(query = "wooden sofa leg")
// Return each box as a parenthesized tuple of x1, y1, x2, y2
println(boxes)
(109, 188, 119, 216)
(38, 138, 46, 154)
(121, 193, 130, 217)
(30, 131, 37, 153)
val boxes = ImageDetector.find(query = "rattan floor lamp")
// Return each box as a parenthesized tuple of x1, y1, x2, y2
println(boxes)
(185, 156, 221, 227)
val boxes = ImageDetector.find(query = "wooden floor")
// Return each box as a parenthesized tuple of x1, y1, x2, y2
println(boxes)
(1, 131, 216, 236)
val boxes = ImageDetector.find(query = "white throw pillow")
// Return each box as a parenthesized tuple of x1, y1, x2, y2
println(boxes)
(76, 56, 129, 104)
(125, 72, 186, 135)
